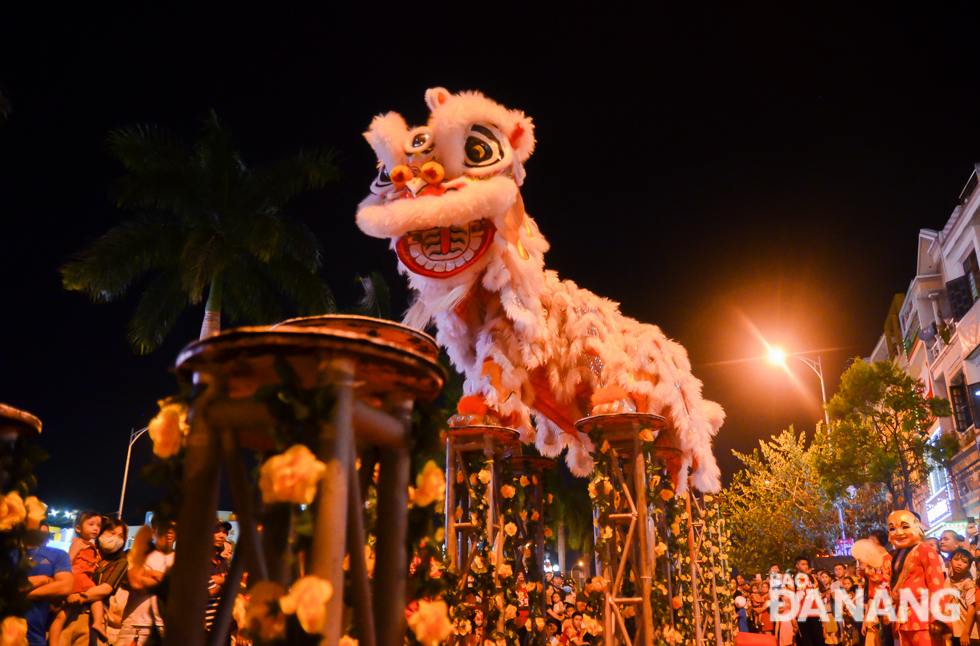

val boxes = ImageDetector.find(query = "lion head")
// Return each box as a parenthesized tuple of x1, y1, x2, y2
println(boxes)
(356, 88, 539, 285)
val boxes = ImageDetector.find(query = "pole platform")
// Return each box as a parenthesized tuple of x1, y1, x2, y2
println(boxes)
(166, 315, 445, 646)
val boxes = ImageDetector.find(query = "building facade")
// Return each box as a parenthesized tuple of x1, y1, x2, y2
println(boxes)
(875, 164, 980, 535)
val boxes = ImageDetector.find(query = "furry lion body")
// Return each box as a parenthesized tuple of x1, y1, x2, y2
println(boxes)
(356, 88, 724, 492)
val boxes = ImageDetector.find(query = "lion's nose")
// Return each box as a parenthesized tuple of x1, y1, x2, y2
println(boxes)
(389, 165, 413, 188)
(420, 161, 445, 185)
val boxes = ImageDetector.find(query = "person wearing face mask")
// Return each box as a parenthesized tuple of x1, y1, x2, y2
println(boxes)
(57, 517, 131, 646)
(118, 518, 177, 646)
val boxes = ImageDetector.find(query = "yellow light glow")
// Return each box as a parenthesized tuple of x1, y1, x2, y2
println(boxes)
(768, 348, 787, 365)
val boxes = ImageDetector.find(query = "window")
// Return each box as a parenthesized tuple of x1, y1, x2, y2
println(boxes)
(949, 383, 974, 431)
(964, 250, 980, 302)
(928, 466, 947, 496)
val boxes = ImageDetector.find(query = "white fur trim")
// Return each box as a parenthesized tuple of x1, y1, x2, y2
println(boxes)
(356, 177, 518, 240)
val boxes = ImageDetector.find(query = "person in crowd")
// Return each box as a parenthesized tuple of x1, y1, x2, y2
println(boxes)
(868, 528, 890, 550)
(50, 511, 105, 646)
(793, 555, 822, 646)
(206, 520, 232, 639)
(773, 591, 797, 646)
(941, 530, 963, 560)
(562, 612, 586, 646)
(75, 517, 131, 646)
(118, 518, 176, 646)
(548, 591, 565, 622)
(24, 521, 73, 646)
(925, 537, 941, 554)
(55, 516, 130, 646)
(734, 594, 749, 632)
(831, 563, 846, 592)
(839, 577, 861, 646)
(545, 620, 561, 646)
(750, 580, 774, 635)
(946, 548, 977, 646)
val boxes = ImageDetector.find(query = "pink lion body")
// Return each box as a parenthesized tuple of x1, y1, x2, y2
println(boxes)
(356, 88, 723, 491)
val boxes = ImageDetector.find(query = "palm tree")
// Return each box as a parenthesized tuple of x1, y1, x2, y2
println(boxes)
(62, 111, 340, 353)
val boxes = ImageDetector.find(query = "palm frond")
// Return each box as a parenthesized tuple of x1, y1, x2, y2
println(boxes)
(126, 268, 189, 354)
(178, 225, 221, 304)
(61, 214, 184, 302)
(221, 255, 284, 325)
(263, 256, 335, 315)
(108, 125, 188, 172)
(248, 149, 341, 207)
(353, 271, 391, 320)
(0, 91, 10, 123)
(196, 111, 245, 214)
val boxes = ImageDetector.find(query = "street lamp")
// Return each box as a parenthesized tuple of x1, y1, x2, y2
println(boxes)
(768, 348, 830, 426)
(769, 348, 845, 539)
(118, 426, 149, 519)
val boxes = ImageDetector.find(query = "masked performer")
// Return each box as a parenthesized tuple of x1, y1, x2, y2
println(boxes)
(887, 510, 949, 645)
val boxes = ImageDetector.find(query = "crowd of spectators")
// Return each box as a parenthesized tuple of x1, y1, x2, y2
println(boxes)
(734, 523, 980, 646)
(21, 511, 234, 646)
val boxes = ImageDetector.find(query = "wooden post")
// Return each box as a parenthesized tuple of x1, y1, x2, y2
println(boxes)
(633, 431, 654, 646)
(346, 446, 377, 646)
(220, 427, 268, 582)
(373, 401, 412, 646)
(309, 360, 355, 646)
(445, 438, 457, 566)
(686, 490, 704, 646)
(557, 519, 566, 574)
(165, 378, 223, 646)
(707, 517, 723, 646)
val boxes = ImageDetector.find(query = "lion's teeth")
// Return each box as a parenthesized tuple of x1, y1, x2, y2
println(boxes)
(409, 244, 422, 258)
(433, 261, 447, 272)
(462, 249, 475, 261)
(469, 237, 482, 250)
(444, 259, 457, 271)
(423, 258, 436, 270)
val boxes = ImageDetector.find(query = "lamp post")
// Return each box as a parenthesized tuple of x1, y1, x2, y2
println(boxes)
(769, 348, 844, 538)
(768, 349, 830, 426)
(118, 426, 149, 519)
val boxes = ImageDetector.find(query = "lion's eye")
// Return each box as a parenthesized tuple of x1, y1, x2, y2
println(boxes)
(412, 133, 430, 149)
(377, 166, 391, 185)
(464, 125, 504, 168)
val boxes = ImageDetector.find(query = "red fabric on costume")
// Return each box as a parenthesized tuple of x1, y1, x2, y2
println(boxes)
(898, 629, 944, 645)
(892, 542, 947, 633)
(735, 632, 776, 645)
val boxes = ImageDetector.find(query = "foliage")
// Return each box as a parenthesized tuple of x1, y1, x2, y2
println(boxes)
(836, 483, 891, 540)
(61, 111, 339, 353)
(817, 359, 954, 510)
(726, 427, 840, 575)
(542, 467, 591, 552)
(0, 435, 48, 620)
(348, 271, 391, 321)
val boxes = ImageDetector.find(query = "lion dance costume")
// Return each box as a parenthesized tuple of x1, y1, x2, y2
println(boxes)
(356, 88, 724, 491)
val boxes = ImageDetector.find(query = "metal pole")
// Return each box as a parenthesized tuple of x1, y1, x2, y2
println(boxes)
(816, 356, 829, 427)
(795, 356, 830, 427)
(118, 427, 148, 519)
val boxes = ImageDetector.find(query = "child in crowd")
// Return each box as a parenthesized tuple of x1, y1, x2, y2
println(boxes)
(49, 511, 106, 646)
(947, 548, 978, 646)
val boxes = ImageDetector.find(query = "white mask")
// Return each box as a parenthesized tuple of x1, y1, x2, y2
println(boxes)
(99, 533, 124, 553)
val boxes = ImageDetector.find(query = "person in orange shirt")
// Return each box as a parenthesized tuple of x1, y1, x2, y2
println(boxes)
(886, 510, 950, 646)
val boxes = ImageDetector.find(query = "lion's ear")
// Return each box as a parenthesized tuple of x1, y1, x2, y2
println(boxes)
(424, 87, 452, 112)
(363, 112, 409, 169)
(508, 113, 535, 163)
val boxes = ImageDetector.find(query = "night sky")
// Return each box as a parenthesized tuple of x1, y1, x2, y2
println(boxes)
(4, 4, 980, 523)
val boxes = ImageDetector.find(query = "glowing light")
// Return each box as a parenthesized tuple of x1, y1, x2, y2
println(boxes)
(768, 348, 787, 365)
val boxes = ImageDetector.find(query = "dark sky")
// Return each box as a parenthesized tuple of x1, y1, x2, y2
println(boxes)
(3, 4, 980, 523)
